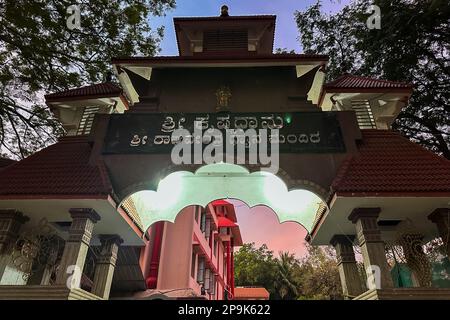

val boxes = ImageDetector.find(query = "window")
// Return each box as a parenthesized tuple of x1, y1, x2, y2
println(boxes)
(195, 206, 200, 223)
(197, 257, 205, 284)
(77, 106, 99, 135)
(223, 258, 226, 277)
(214, 239, 218, 256)
(351, 100, 376, 129)
(191, 252, 196, 278)
(203, 29, 248, 52)
(200, 209, 207, 233)
(205, 217, 211, 241)
(204, 268, 211, 291)
(209, 276, 216, 297)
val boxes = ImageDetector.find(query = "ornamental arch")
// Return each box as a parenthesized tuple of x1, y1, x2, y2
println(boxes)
(119, 163, 328, 234)
(117, 162, 329, 205)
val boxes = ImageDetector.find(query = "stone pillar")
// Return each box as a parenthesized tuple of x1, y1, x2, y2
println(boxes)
(428, 208, 450, 258)
(55, 208, 100, 286)
(92, 235, 123, 299)
(330, 235, 364, 298)
(348, 208, 393, 289)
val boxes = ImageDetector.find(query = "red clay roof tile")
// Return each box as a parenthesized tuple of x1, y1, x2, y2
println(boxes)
(0, 136, 112, 197)
(325, 74, 412, 90)
(234, 287, 270, 299)
(332, 130, 450, 194)
(0, 158, 16, 169)
(45, 82, 123, 102)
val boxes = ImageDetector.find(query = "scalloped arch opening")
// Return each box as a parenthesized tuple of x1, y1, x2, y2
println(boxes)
(123, 163, 326, 234)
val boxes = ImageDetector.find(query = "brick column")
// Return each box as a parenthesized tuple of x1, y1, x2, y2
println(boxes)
(92, 235, 123, 299)
(428, 208, 450, 258)
(55, 208, 100, 286)
(330, 235, 364, 298)
(348, 208, 393, 289)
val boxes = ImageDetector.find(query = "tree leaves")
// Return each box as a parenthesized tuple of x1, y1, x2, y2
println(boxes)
(233, 243, 342, 300)
(0, 0, 175, 159)
(295, 0, 450, 158)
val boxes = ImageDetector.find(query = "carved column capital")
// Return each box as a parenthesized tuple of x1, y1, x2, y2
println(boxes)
(97, 235, 123, 266)
(330, 235, 355, 246)
(69, 208, 101, 223)
(348, 207, 381, 223)
(428, 208, 450, 223)
(67, 208, 100, 245)
(330, 235, 357, 265)
(348, 208, 382, 246)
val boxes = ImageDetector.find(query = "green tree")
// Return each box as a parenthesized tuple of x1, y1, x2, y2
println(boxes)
(275, 48, 296, 54)
(233, 243, 278, 297)
(0, 0, 175, 159)
(274, 252, 299, 299)
(295, 0, 450, 159)
(234, 243, 342, 300)
(294, 244, 342, 300)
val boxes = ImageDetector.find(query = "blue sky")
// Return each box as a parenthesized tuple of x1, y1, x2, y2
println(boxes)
(150, 0, 350, 56)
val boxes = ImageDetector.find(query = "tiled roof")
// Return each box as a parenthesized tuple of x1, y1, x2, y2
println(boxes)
(217, 216, 238, 228)
(121, 197, 143, 229)
(173, 15, 277, 55)
(0, 158, 16, 169)
(45, 82, 123, 102)
(234, 287, 270, 299)
(212, 199, 232, 206)
(0, 136, 112, 197)
(324, 74, 413, 91)
(332, 130, 450, 194)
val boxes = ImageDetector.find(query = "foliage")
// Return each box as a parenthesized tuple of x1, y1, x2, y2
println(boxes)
(295, 244, 342, 300)
(0, 0, 175, 159)
(295, 0, 450, 158)
(234, 242, 342, 300)
(275, 48, 296, 54)
(274, 252, 299, 299)
(233, 243, 278, 294)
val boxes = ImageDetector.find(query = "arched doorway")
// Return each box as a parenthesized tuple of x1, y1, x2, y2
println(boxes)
(120, 163, 327, 235)
(120, 163, 327, 300)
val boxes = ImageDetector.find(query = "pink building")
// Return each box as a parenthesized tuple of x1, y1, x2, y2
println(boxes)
(136, 200, 243, 300)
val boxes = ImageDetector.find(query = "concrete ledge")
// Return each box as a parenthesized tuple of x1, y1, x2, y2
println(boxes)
(0, 285, 102, 300)
(354, 288, 450, 300)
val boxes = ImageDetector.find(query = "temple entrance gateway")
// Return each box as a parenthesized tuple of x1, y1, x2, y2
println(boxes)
(0, 6, 449, 300)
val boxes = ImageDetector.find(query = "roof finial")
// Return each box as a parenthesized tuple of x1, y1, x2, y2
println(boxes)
(220, 5, 229, 17)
